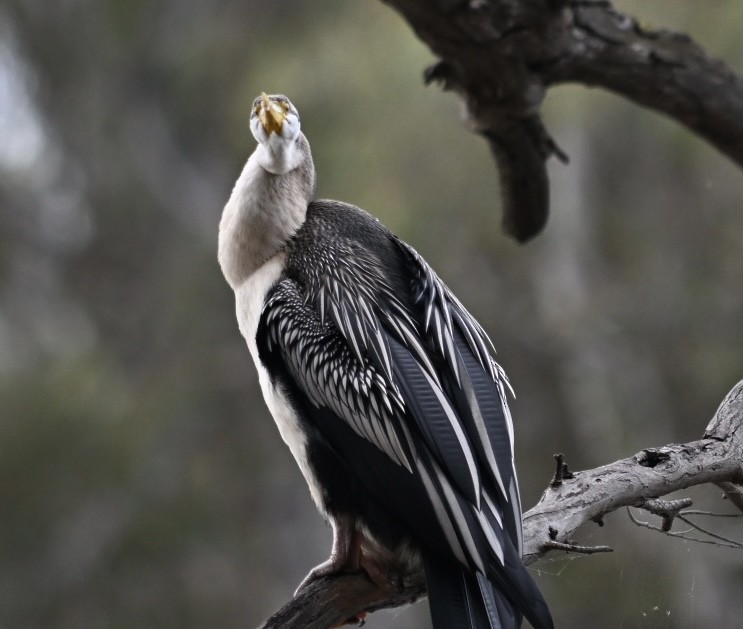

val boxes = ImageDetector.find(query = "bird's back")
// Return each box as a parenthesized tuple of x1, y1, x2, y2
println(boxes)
(256, 199, 552, 629)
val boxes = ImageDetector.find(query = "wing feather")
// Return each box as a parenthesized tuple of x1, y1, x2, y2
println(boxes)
(262, 279, 414, 473)
(387, 334, 482, 507)
(393, 237, 523, 556)
(261, 213, 522, 574)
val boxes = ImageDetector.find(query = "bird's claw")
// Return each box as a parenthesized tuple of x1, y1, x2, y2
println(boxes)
(295, 559, 342, 595)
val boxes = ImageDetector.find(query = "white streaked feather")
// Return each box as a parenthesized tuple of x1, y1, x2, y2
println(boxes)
(340, 307, 361, 358)
(381, 390, 394, 415)
(444, 328, 460, 385)
(497, 377, 516, 451)
(474, 503, 505, 565)
(369, 412, 392, 455)
(266, 282, 416, 473)
(457, 348, 508, 499)
(372, 324, 393, 380)
(396, 325, 439, 383)
(384, 424, 414, 474)
(416, 459, 468, 567)
(318, 286, 326, 324)
(482, 490, 504, 529)
(433, 310, 445, 354)
(433, 461, 486, 573)
(509, 475, 524, 556)
(418, 366, 482, 509)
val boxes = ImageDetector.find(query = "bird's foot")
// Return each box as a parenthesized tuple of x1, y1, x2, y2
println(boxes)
(295, 515, 401, 629)
(296, 517, 370, 627)
(295, 515, 359, 595)
(296, 536, 394, 594)
(294, 554, 348, 595)
(296, 559, 369, 627)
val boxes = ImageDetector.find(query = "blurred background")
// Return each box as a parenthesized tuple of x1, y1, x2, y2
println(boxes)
(1, 1, 742, 627)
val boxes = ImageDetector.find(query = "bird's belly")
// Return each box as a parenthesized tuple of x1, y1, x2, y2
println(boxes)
(260, 375, 327, 511)
(233, 254, 327, 512)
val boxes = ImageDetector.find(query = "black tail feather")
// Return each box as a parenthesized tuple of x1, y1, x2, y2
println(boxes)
(424, 556, 471, 629)
(477, 572, 519, 629)
(424, 554, 552, 629)
(496, 544, 553, 629)
(425, 556, 519, 629)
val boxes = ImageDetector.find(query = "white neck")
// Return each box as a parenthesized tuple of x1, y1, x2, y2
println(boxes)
(255, 134, 300, 175)
(218, 134, 315, 289)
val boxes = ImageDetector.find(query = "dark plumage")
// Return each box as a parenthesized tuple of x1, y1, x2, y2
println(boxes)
(218, 93, 552, 629)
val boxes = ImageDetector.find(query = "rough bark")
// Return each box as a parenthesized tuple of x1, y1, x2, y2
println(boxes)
(258, 571, 426, 629)
(378, 0, 743, 241)
(522, 379, 743, 563)
(259, 380, 743, 628)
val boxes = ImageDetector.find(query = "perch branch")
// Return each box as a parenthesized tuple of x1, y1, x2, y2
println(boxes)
(259, 570, 426, 629)
(259, 380, 743, 627)
(379, 0, 743, 241)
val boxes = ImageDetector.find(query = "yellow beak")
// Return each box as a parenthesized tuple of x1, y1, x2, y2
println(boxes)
(258, 92, 286, 136)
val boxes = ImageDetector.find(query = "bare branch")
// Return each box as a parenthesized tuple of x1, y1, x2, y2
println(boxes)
(379, 0, 743, 240)
(541, 540, 613, 555)
(676, 513, 743, 549)
(627, 507, 743, 550)
(549, 452, 575, 488)
(549, 4, 743, 166)
(717, 481, 743, 513)
(675, 510, 742, 518)
(259, 380, 743, 626)
(523, 379, 743, 564)
(640, 497, 693, 531)
(627, 507, 692, 535)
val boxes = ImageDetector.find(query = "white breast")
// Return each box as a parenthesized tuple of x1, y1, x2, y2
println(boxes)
(234, 253, 327, 512)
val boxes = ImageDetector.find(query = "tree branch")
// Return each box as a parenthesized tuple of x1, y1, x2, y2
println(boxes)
(379, 0, 743, 241)
(258, 571, 426, 629)
(259, 380, 743, 627)
(628, 505, 742, 549)
(523, 378, 743, 563)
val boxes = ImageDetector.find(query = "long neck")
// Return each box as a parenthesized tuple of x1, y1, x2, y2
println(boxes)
(218, 134, 315, 288)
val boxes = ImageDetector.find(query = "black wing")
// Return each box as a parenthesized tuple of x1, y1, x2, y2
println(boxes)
(258, 224, 523, 573)
(396, 238, 524, 555)
(261, 279, 415, 473)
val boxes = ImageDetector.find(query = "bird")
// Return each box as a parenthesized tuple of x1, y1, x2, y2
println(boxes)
(218, 92, 553, 629)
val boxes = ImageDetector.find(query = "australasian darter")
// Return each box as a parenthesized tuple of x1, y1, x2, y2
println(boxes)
(218, 93, 553, 629)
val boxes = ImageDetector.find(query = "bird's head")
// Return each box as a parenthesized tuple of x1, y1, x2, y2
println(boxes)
(249, 92, 306, 175)
(251, 92, 301, 145)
